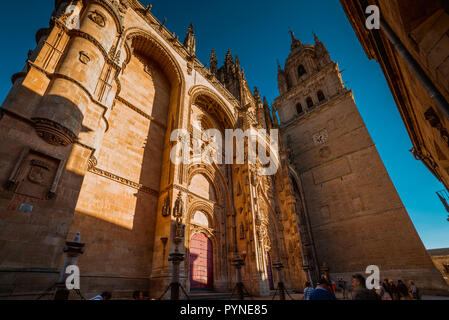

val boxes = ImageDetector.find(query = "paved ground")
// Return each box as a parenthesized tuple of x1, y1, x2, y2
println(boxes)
(253, 292, 449, 300)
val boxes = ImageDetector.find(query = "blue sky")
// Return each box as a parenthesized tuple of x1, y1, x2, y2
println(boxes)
(1, 0, 448, 249)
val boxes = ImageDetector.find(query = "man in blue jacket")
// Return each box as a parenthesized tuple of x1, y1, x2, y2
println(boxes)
(309, 279, 337, 300)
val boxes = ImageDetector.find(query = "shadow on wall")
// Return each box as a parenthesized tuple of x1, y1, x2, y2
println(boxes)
(0, 84, 87, 300)
(63, 53, 174, 300)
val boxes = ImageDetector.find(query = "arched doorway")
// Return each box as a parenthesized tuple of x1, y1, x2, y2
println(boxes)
(190, 233, 214, 290)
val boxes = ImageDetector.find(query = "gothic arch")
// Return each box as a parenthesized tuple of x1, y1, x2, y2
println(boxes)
(123, 29, 185, 87)
(189, 85, 236, 129)
(186, 200, 216, 232)
(185, 199, 227, 291)
(187, 162, 230, 208)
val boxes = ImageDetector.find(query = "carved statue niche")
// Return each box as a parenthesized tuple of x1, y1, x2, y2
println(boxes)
(162, 195, 171, 217)
(5, 148, 66, 200)
(239, 222, 246, 240)
(173, 192, 185, 240)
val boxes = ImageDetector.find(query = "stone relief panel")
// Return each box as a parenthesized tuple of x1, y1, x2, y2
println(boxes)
(5, 148, 65, 200)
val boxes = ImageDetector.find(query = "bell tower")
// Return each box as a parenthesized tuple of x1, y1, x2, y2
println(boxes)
(274, 32, 448, 293)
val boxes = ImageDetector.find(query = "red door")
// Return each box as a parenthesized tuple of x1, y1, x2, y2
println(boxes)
(190, 233, 213, 290)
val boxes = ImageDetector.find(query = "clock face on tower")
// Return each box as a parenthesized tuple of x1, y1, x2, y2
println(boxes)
(313, 130, 329, 146)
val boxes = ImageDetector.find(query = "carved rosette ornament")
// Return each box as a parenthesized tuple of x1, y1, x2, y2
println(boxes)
(33, 118, 77, 147)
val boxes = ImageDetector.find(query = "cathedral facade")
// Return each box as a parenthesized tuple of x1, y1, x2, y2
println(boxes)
(0, 0, 447, 299)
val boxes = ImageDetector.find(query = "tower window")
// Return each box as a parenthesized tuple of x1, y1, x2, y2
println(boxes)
(296, 103, 303, 115)
(298, 65, 307, 78)
(317, 90, 325, 102)
(306, 97, 314, 108)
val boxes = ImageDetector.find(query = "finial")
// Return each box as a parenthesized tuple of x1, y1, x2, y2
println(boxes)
(289, 28, 302, 50)
(289, 28, 296, 41)
(263, 96, 269, 107)
(187, 23, 194, 34)
(225, 49, 234, 65)
(145, 4, 152, 15)
(235, 55, 240, 68)
(209, 49, 218, 74)
(254, 87, 262, 105)
(183, 22, 196, 56)
(313, 31, 320, 43)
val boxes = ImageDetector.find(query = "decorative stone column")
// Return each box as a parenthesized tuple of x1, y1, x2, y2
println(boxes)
(169, 237, 185, 301)
(54, 232, 85, 300)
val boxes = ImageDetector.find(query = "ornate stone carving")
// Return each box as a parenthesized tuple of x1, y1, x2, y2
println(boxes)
(33, 118, 77, 147)
(313, 129, 329, 145)
(162, 195, 171, 217)
(89, 166, 159, 197)
(28, 160, 50, 185)
(79, 51, 91, 64)
(5, 148, 65, 200)
(88, 10, 106, 28)
(173, 192, 185, 240)
(87, 156, 98, 171)
(425, 107, 449, 145)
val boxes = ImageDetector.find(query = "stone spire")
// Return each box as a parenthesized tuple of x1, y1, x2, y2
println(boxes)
(263, 97, 273, 128)
(224, 49, 235, 78)
(289, 29, 302, 51)
(254, 87, 262, 105)
(183, 23, 196, 56)
(313, 32, 331, 65)
(209, 49, 218, 75)
(277, 60, 282, 73)
(225, 49, 234, 67)
(272, 104, 280, 128)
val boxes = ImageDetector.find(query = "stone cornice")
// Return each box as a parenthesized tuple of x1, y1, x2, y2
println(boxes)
(160, 183, 223, 209)
(89, 166, 159, 197)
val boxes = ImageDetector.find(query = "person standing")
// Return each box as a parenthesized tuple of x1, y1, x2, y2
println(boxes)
(397, 280, 409, 300)
(351, 274, 380, 300)
(303, 281, 315, 300)
(382, 279, 391, 296)
(337, 277, 348, 300)
(408, 280, 421, 300)
(388, 280, 399, 300)
(376, 284, 392, 300)
(309, 279, 336, 300)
